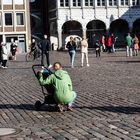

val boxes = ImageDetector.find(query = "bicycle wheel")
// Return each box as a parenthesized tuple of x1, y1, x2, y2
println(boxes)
(25, 52, 34, 62)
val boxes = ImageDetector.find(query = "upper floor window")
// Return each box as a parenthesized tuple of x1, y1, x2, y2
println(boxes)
(16, 13, 24, 25)
(60, 0, 69, 7)
(132, 0, 139, 6)
(97, 0, 105, 6)
(73, 0, 81, 7)
(15, 0, 24, 5)
(85, 0, 93, 6)
(5, 13, 13, 26)
(3, 0, 12, 4)
(109, 0, 117, 6)
(121, 0, 129, 6)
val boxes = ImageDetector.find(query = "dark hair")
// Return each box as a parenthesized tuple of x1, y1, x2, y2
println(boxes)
(53, 62, 62, 67)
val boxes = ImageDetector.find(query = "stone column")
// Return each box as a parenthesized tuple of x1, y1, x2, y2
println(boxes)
(83, 28, 87, 38)
(82, 0, 85, 19)
(94, 0, 97, 18)
(58, 29, 62, 49)
(118, 0, 121, 17)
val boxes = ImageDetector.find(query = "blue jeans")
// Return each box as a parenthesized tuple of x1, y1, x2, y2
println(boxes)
(69, 50, 75, 67)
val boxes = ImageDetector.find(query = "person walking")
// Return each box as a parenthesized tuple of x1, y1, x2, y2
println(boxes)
(107, 35, 112, 53)
(111, 34, 117, 53)
(40, 34, 52, 68)
(95, 40, 101, 57)
(133, 35, 139, 56)
(101, 35, 106, 52)
(1, 43, 8, 68)
(66, 36, 77, 68)
(80, 37, 89, 67)
(126, 33, 133, 57)
(10, 39, 17, 60)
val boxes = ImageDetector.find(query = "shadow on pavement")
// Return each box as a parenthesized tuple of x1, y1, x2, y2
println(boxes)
(0, 104, 57, 112)
(109, 60, 140, 63)
(75, 105, 140, 114)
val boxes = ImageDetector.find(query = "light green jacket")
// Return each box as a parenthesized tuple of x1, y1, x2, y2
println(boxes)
(39, 70, 76, 104)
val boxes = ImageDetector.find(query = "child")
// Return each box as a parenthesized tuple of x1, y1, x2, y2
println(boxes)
(95, 40, 101, 57)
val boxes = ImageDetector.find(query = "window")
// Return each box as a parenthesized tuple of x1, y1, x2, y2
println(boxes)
(97, 0, 105, 6)
(5, 13, 13, 25)
(132, 0, 139, 5)
(85, 0, 93, 6)
(16, 13, 24, 25)
(73, 0, 81, 7)
(3, 0, 12, 4)
(60, 0, 69, 7)
(121, 0, 129, 6)
(15, 0, 24, 5)
(109, 0, 117, 6)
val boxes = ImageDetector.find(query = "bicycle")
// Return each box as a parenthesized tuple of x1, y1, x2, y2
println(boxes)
(25, 49, 41, 62)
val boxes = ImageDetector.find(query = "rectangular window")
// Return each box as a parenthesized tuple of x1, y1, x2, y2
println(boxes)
(73, 0, 76, 6)
(16, 13, 24, 25)
(5, 13, 13, 25)
(60, 0, 64, 7)
(85, 0, 93, 6)
(15, 0, 24, 5)
(132, 0, 139, 5)
(73, 0, 81, 7)
(77, 0, 81, 6)
(109, 0, 113, 6)
(65, 0, 69, 6)
(97, 0, 105, 6)
(121, 0, 129, 5)
(3, 0, 12, 4)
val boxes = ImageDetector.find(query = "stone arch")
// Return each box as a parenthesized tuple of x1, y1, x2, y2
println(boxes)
(110, 19, 129, 47)
(86, 20, 106, 48)
(132, 19, 140, 37)
(62, 20, 82, 48)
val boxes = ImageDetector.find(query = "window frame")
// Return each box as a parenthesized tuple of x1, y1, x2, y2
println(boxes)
(4, 12, 13, 26)
(16, 12, 24, 26)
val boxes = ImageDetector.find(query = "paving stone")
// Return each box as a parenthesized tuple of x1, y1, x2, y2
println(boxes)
(0, 51, 140, 139)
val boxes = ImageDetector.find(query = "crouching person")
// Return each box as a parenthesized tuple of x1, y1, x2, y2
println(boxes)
(38, 62, 77, 112)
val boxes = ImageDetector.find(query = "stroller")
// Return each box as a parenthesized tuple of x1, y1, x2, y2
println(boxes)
(32, 65, 56, 110)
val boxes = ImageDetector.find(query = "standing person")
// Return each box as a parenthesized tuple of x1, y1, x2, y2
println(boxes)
(101, 35, 106, 52)
(30, 38, 38, 60)
(80, 37, 90, 67)
(40, 34, 52, 68)
(95, 40, 101, 57)
(133, 35, 139, 56)
(10, 39, 17, 60)
(66, 36, 77, 68)
(107, 35, 112, 53)
(126, 33, 133, 57)
(111, 34, 117, 53)
(1, 43, 8, 68)
(38, 62, 77, 112)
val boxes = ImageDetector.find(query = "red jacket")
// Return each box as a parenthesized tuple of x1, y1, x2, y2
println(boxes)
(107, 37, 112, 47)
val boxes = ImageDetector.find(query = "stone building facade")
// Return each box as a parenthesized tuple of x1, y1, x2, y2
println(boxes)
(48, 0, 140, 49)
(0, 0, 31, 53)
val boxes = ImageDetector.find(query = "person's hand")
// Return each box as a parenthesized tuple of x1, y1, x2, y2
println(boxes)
(36, 71, 42, 79)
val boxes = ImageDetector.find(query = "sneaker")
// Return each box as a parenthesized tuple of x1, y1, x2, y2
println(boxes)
(57, 104, 64, 112)
(67, 105, 73, 111)
(81, 64, 83, 67)
(48, 64, 52, 69)
(87, 64, 90, 67)
(3, 66, 7, 69)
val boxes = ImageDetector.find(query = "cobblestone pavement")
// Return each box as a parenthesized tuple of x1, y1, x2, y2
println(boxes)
(1, 51, 140, 140)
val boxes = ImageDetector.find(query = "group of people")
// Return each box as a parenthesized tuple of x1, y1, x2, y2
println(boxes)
(126, 33, 139, 57)
(0, 39, 17, 68)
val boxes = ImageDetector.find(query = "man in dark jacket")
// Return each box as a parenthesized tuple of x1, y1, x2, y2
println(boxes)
(40, 34, 52, 67)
